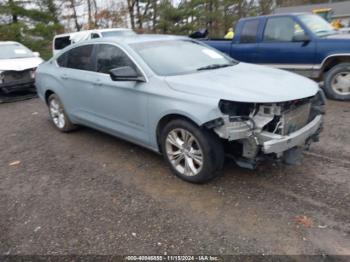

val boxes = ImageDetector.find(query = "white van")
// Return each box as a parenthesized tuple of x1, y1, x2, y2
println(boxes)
(52, 28, 136, 55)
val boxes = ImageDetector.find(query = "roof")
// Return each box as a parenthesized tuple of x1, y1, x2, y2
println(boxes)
(239, 12, 308, 22)
(54, 28, 132, 38)
(0, 41, 19, 45)
(274, 1, 350, 18)
(89, 34, 187, 45)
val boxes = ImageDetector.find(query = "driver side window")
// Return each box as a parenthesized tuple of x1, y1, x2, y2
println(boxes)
(95, 44, 137, 74)
(263, 17, 306, 42)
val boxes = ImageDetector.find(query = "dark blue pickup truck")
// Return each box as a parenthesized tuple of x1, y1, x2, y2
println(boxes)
(198, 13, 350, 100)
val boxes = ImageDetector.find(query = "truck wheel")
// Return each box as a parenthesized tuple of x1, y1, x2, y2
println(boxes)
(48, 93, 76, 132)
(324, 63, 350, 100)
(160, 119, 224, 184)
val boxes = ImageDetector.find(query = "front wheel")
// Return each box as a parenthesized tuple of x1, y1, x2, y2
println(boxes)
(324, 63, 350, 100)
(160, 119, 224, 183)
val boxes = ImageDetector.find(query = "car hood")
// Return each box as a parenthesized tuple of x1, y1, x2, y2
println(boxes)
(165, 63, 319, 103)
(0, 57, 43, 71)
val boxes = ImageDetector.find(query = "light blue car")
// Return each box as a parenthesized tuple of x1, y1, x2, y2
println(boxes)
(35, 35, 325, 183)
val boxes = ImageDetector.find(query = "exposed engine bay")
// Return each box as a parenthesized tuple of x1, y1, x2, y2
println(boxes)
(210, 90, 326, 168)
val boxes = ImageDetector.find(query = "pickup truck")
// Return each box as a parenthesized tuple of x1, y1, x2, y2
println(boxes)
(198, 13, 350, 100)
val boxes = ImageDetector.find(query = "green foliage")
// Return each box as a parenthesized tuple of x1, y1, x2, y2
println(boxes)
(0, 0, 63, 60)
(0, 23, 22, 41)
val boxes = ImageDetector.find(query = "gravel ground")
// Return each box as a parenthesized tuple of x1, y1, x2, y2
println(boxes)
(0, 97, 349, 255)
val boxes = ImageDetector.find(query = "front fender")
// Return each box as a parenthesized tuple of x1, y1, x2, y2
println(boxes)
(148, 94, 222, 150)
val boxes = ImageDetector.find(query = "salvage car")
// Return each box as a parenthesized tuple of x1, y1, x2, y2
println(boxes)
(0, 41, 43, 94)
(35, 35, 325, 183)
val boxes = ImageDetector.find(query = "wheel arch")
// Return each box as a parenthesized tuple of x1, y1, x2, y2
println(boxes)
(320, 55, 350, 76)
(155, 113, 202, 153)
(45, 89, 55, 104)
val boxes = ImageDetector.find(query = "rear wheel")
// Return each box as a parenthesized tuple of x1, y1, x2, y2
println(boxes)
(324, 63, 350, 100)
(160, 119, 224, 183)
(48, 93, 76, 132)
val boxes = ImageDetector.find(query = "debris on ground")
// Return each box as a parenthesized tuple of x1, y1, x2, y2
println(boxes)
(9, 160, 21, 166)
(295, 215, 313, 228)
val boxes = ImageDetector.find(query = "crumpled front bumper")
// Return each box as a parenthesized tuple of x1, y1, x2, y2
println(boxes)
(259, 115, 323, 154)
(0, 79, 35, 93)
(214, 114, 323, 160)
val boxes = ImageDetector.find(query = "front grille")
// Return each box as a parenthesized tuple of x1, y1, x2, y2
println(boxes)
(3, 70, 32, 83)
(282, 102, 311, 135)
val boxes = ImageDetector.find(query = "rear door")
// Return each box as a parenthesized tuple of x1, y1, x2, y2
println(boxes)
(55, 44, 98, 120)
(257, 16, 316, 68)
(230, 19, 260, 63)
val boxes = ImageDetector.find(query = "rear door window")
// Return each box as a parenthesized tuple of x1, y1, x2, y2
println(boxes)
(57, 45, 95, 71)
(56, 52, 67, 67)
(239, 20, 259, 43)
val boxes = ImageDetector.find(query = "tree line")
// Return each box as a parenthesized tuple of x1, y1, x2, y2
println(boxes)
(0, 0, 343, 59)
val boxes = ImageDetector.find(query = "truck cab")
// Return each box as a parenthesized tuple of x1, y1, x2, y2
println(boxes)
(200, 13, 350, 100)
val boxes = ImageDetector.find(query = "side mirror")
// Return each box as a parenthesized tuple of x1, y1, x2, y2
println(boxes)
(109, 66, 145, 82)
(293, 34, 310, 42)
(33, 52, 40, 57)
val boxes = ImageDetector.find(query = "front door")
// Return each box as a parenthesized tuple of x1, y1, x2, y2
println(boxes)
(89, 44, 149, 145)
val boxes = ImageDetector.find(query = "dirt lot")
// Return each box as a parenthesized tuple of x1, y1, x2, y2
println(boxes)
(0, 97, 349, 255)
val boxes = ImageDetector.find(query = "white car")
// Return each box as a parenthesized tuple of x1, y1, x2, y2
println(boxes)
(0, 41, 43, 94)
(52, 28, 136, 55)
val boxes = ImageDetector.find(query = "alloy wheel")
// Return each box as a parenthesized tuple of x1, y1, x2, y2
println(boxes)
(165, 128, 203, 176)
(49, 98, 66, 129)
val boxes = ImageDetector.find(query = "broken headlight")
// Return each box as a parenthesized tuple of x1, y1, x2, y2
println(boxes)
(218, 100, 255, 116)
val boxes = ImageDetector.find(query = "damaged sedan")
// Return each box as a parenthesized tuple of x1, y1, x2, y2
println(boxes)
(35, 35, 325, 183)
(0, 41, 43, 94)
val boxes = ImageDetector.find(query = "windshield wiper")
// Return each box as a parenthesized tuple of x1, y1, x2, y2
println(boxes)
(197, 63, 233, 71)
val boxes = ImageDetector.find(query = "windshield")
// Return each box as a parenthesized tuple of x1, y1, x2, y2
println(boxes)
(101, 30, 136, 38)
(298, 14, 336, 37)
(131, 40, 236, 76)
(0, 43, 34, 59)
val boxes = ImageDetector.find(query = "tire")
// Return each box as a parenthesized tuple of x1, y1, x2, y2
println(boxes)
(48, 93, 76, 132)
(324, 63, 350, 101)
(160, 119, 224, 184)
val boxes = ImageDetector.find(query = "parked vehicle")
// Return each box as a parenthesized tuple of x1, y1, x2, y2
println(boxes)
(36, 35, 325, 183)
(196, 13, 350, 100)
(0, 41, 43, 94)
(53, 28, 136, 55)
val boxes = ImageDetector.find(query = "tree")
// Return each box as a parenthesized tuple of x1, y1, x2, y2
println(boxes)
(0, 0, 64, 59)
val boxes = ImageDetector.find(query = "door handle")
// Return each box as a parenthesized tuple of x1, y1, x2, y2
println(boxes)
(60, 74, 68, 80)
